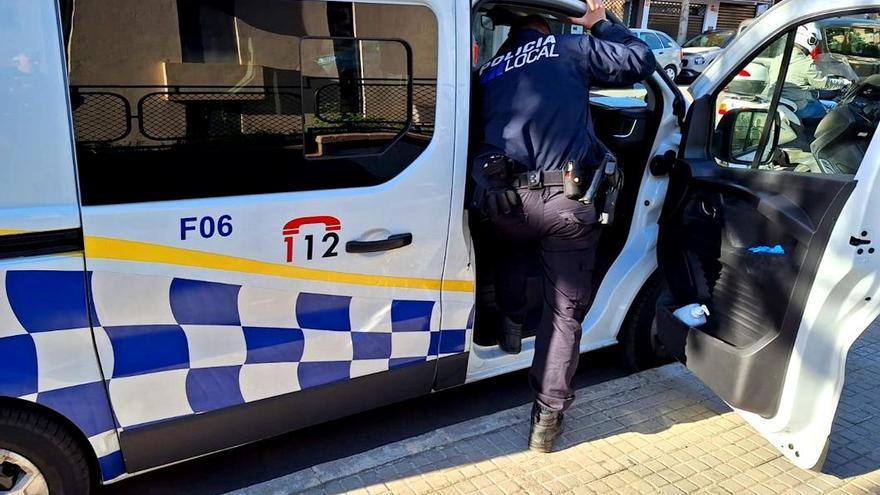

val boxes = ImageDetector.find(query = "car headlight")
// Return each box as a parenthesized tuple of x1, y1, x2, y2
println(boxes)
(694, 56, 706, 65)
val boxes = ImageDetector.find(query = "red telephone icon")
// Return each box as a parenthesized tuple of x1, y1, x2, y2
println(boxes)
(283, 216, 342, 262)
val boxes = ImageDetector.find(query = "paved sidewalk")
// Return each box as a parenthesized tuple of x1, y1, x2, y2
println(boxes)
(231, 324, 880, 495)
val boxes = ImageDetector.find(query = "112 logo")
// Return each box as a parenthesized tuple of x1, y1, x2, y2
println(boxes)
(282, 216, 341, 262)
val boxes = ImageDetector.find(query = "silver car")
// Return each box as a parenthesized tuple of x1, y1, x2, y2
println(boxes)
(679, 29, 737, 82)
(631, 28, 683, 80)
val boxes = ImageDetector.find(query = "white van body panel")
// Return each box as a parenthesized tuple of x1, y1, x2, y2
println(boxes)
(0, 0, 80, 234)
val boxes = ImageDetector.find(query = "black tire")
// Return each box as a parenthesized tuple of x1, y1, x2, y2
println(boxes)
(664, 65, 678, 80)
(0, 406, 91, 495)
(619, 274, 672, 371)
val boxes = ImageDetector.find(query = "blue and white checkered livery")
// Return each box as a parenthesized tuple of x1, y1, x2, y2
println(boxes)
(0, 262, 472, 482)
(0, 263, 125, 481)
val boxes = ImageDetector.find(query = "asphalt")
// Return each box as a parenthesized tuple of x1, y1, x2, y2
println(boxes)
(100, 347, 632, 495)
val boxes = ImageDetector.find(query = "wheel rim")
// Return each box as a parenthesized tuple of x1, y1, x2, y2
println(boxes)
(0, 450, 48, 495)
(666, 67, 676, 79)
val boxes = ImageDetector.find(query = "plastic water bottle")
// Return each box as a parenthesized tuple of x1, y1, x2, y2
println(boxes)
(673, 304, 711, 327)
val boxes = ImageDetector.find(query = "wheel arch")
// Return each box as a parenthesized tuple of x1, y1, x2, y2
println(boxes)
(616, 270, 669, 370)
(0, 395, 105, 485)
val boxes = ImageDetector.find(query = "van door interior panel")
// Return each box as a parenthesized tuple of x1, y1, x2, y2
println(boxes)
(656, 161, 855, 417)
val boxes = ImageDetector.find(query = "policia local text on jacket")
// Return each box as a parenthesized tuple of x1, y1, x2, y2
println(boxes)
(472, 12, 654, 452)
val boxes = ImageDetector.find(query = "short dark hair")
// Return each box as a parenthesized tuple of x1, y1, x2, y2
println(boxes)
(512, 15, 550, 34)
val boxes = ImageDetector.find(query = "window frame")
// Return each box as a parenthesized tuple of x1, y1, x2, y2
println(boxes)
(746, 30, 795, 170)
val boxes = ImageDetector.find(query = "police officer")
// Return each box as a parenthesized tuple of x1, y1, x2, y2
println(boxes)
(472, 0, 654, 452)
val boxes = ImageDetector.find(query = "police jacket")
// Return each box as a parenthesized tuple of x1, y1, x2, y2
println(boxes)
(477, 20, 655, 172)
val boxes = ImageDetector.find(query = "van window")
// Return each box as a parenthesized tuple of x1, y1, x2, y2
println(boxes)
(713, 15, 880, 174)
(67, 1, 438, 205)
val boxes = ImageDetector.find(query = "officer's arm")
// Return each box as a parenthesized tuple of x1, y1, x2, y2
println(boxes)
(578, 20, 656, 87)
(801, 56, 847, 90)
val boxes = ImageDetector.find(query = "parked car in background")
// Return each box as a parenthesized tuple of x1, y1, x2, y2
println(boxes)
(632, 28, 683, 79)
(679, 29, 737, 82)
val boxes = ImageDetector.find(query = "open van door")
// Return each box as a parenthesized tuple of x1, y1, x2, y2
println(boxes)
(654, 0, 880, 470)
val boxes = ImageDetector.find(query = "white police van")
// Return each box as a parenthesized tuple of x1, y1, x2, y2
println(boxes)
(1, 0, 879, 492)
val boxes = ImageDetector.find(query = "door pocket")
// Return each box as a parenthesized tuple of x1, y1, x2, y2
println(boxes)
(654, 291, 690, 362)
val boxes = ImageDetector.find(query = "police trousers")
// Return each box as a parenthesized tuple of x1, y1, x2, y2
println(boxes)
(489, 186, 601, 413)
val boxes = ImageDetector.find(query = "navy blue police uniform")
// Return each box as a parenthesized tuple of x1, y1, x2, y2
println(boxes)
(474, 20, 654, 418)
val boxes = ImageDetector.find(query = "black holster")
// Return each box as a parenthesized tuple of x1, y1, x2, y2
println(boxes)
(564, 153, 622, 226)
(470, 153, 515, 218)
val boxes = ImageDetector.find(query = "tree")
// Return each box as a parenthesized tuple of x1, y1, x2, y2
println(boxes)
(677, 0, 690, 45)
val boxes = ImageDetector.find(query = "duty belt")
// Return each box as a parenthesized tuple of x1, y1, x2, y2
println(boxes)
(511, 170, 566, 189)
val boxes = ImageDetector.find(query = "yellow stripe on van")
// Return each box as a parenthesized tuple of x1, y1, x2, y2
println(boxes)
(84, 236, 475, 293)
(0, 229, 26, 236)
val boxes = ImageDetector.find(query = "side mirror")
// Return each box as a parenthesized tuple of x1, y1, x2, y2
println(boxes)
(480, 14, 495, 31)
(712, 108, 780, 167)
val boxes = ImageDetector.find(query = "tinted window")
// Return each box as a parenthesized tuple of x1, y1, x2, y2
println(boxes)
(68, 1, 438, 205)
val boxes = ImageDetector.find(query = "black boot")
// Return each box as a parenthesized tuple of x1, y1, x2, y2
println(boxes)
(499, 316, 522, 354)
(529, 402, 563, 453)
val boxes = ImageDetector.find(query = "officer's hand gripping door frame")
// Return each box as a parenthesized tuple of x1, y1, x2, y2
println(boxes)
(654, 0, 880, 471)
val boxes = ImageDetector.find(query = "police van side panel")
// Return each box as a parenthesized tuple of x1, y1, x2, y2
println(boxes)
(0, 0, 125, 487)
(65, 0, 468, 478)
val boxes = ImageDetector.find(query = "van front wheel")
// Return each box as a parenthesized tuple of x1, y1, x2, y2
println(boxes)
(619, 274, 672, 371)
(0, 406, 91, 495)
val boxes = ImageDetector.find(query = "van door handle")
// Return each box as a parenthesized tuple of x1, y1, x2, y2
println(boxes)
(346, 233, 413, 253)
